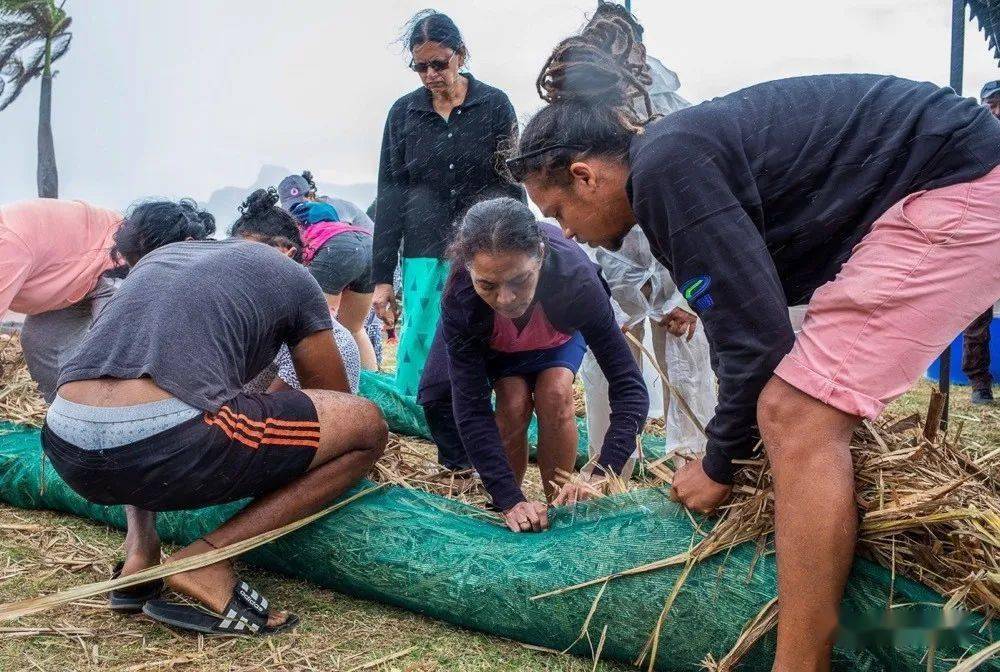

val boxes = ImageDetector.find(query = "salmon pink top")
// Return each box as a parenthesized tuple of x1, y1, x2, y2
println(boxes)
(489, 303, 571, 353)
(0, 199, 122, 317)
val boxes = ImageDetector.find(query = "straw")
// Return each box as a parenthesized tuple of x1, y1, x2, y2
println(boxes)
(0, 483, 384, 621)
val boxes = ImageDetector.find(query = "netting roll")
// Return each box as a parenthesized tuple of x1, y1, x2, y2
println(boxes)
(0, 422, 994, 671)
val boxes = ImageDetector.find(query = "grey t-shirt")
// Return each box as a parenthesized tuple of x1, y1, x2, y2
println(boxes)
(58, 239, 333, 411)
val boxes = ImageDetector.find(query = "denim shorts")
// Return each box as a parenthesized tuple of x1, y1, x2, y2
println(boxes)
(309, 232, 374, 295)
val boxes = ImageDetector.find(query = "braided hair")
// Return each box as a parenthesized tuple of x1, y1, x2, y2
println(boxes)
(230, 188, 304, 262)
(507, 11, 653, 185)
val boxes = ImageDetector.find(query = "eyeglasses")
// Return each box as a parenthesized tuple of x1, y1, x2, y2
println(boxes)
(409, 53, 454, 73)
(504, 143, 588, 179)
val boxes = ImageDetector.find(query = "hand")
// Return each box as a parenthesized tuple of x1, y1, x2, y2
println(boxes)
(658, 307, 698, 341)
(503, 500, 550, 533)
(552, 475, 608, 506)
(372, 283, 399, 329)
(291, 201, 340, 225)
(669, 457, 732, 514)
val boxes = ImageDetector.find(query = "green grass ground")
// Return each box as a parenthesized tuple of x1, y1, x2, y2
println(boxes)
(0, 380, 996, 672)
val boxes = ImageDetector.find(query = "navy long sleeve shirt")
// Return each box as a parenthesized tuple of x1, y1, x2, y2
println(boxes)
(373, 75, 526, 285)
(628, 74, 1000, 484)
(430, 225, 649, 511)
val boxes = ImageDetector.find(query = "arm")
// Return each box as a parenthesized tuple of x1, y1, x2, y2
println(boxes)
(441, 296, 526, 512)
(578, 279, 650, 475)
(0, 231, 32, 318)
(290, 330, 350, 393)
(661, 207, 794, 484)
(372, 105, 408, 286)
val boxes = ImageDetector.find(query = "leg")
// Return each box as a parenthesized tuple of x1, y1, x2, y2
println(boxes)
(164, 391, 387, 625)
(767, 169, 1000, 668)
(422, 397, 471, 470)
(961, 308, 994, 394)
(20, 302, 92, 403)
(338, 290, 378, 370)
(532, 367, 579, 501)
(121, 506, 160, 576)
(324, 291, 342, 315)
(758, 377, 858, 672)
(494, 376, 534, 485)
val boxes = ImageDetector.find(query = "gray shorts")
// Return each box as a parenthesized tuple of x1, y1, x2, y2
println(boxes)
(309, 232, 374, 295)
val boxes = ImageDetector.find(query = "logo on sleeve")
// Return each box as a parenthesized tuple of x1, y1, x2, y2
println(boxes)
(680, 275, 714, 312)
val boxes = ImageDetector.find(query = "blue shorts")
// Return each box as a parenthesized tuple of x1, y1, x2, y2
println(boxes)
(486, 331, 587, 386)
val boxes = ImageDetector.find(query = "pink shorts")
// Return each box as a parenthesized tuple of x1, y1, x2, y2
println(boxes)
(775, 164, 1000, 419)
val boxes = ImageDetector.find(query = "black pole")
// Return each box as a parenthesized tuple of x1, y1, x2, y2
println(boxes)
(939, 0, 966, 430)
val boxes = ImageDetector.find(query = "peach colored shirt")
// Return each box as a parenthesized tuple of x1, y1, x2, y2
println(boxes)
(0, 199, 122, 317)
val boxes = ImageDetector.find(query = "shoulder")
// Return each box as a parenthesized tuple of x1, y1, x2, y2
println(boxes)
(389, 88, 427, 116)
(540, 227, 607, 298)
(467, 76, 514, 108)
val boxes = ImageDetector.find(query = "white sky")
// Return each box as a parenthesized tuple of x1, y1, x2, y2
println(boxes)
(1, 0, 998, 210)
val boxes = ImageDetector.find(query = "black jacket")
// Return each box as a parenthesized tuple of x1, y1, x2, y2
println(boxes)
(373, 74, 526, 284)
(628, 73, 1000, 485)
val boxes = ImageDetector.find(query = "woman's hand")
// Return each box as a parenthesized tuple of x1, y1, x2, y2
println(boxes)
(503, 500, 550, 532)
(658, 307, 698, 341)
(372, 283, 400, 329)
(552, 474, 608, 506)
(669, 457, 732, 514)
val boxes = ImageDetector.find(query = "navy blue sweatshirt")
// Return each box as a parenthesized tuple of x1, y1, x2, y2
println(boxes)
(627, 74, 1000, 484)
(429, 225, 649, 511)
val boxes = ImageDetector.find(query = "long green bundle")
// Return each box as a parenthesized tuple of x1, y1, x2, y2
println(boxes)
(0, 421, 994, 671)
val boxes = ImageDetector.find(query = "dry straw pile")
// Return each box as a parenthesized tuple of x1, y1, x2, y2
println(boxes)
(0, 332, 46, 428)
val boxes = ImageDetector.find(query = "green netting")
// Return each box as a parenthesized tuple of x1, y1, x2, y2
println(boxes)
(0, 421, 994, 671)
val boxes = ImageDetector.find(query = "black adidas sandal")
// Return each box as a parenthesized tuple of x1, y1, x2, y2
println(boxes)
(109, 561, 164, 614)
(141, 581, 298, 636)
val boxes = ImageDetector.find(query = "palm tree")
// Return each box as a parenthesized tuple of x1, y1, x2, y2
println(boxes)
(0, 0, 72, 198)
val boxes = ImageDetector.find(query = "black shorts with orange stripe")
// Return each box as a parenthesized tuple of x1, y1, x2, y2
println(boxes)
(41, 390, 319, 512)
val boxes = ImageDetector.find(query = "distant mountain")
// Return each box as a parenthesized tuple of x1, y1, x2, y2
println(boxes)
(201, 165, 376, 232)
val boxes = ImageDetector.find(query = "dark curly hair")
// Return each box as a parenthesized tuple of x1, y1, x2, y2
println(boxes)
(112, 198, 215, 266)
(506, 10, 653, 185)
(447, 197, 543, 266)
(230, 188, 304, 262)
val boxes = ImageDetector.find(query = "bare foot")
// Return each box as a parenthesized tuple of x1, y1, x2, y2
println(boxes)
(164, 540, 289, 627)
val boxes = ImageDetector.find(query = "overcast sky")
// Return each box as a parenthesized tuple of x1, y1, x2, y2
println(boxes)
(1, 0, 998, 210)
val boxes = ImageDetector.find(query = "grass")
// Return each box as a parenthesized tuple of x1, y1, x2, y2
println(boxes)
(0, 378, 996, 671)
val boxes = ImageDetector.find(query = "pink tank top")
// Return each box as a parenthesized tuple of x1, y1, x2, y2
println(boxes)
(490, 304, 571, 353)
(300, 221, 371, 265)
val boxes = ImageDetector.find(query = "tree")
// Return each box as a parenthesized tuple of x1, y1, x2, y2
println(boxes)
(0, 0, 72, 198)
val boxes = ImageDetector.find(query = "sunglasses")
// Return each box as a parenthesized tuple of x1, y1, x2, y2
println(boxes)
(409, 53, 454, 73)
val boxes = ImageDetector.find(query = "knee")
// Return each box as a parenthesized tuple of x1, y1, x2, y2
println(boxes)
(757, 378, 804, 462)
(496, 391, 533, 431)
(535, 380, 576, 425)
(356, 399, 388, 459)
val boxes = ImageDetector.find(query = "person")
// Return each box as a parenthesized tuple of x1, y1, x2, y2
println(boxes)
(507, 13, 1000, 668)
(232, 188, 362, 394)
(429, 197, 648, 532)
(579, 1, 716, 460)
(279, 171, 384, 367)
(961, 81, 1000, 405)
(373, 9, 526, 397)
(276, 174, 378, 371)
(0, 199, 125, 401)
(41, 199, 387, 636)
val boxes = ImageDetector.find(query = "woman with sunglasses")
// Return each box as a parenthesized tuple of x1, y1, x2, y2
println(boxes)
(373, 9, 525, 398)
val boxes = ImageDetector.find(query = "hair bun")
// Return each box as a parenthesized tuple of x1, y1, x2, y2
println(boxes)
(240, 188, 279, 218)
